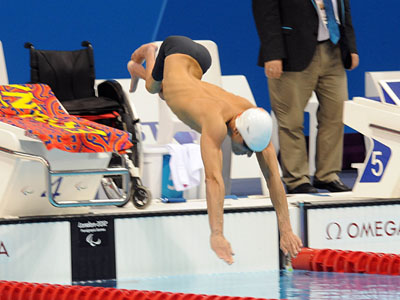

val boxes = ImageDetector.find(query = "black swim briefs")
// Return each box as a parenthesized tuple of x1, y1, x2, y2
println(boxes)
(152, 35, 212, 81)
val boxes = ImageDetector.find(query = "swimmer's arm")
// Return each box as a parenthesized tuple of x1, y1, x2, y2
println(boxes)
(201, 132, 225, 235)
(200, 124, 233, 264)
(256, 144, 291, 232)
(256, 143, 303, 256)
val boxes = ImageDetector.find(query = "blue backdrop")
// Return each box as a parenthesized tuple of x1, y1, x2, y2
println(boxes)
(1, 0, 399, 120)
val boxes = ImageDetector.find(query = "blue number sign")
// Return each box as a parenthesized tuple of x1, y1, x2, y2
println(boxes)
(360, 139, 391, 183)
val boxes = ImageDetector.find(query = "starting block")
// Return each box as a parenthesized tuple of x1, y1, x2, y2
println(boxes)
(344, 72, 400, 198)
(0, 84, 132, 218)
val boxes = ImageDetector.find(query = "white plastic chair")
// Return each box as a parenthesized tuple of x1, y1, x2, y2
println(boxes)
(0, 41, 9, 85)
(365, 71, 400, 99)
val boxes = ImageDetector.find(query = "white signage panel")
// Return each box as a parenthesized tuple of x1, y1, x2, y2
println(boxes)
(307, 204, 400, 253)
(0, 221, 71, 284)
(115, 210, 279, 280)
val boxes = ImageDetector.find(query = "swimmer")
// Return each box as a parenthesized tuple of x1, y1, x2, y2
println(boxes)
(127, 35, 302, 265)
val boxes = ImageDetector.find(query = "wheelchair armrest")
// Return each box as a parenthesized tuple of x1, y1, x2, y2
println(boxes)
(97, 80, 125, 104)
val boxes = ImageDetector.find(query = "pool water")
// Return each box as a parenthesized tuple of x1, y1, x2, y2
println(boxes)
(112, 270, 400, 300)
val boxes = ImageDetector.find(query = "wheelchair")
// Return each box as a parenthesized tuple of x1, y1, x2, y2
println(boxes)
(23, 41, 151, 209)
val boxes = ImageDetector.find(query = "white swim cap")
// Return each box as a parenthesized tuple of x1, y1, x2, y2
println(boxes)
(235, 108, 272, 152)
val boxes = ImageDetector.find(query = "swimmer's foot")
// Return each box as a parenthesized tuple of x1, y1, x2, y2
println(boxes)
(131, 43, 158, 63)
(128, 43, 158, 93)
(129, 76, 139, 93)
(145, 43, 158, 57)
(127, 60, 143, 93)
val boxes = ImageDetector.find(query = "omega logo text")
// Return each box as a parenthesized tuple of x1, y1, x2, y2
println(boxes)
(0, 241, 9, 257)
(326, 220, 400, 240)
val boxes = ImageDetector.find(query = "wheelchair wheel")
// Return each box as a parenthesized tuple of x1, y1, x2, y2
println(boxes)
(132, 185, 152, 209)
(101, 177, 151, 209)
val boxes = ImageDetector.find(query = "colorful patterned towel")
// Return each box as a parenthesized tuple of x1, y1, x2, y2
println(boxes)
(0, 84, 133, 153)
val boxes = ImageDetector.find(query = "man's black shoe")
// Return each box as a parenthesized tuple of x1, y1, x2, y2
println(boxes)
(287, 183, 318, 194)
(313, 179, 351, 192)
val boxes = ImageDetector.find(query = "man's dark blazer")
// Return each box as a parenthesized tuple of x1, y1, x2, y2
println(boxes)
(252, 0, 358, 71)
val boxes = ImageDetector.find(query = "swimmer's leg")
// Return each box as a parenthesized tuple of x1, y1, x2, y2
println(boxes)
(127, 60, 144, 93)
(127, 43, 160, 93)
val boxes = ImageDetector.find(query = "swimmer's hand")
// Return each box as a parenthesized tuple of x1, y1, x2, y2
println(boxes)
(210, 233, 234, 265)
(280, 230, 303, 258)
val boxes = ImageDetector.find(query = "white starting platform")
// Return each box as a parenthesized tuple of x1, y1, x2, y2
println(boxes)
(0, 84, 132, 218)
(344, 71, 400, 198)
(0, 121, 109, 217)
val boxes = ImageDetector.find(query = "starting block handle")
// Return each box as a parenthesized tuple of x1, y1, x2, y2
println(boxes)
(0, 146, 131, 208)
(370, 123, 400, 136)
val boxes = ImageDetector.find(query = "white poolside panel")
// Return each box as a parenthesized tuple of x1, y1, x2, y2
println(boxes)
(115, 207, 279, 279)
(0, 222, 71, 284)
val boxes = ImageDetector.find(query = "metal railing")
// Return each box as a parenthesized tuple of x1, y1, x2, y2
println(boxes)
(0, 145, 131, 207)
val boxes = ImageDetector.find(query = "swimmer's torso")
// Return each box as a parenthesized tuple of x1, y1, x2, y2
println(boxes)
(161, 54, 254, 133)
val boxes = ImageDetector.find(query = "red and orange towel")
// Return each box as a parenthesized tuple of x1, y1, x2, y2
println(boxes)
(0, 84, 133, 153)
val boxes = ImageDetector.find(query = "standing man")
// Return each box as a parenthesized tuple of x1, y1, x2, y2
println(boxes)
(252, 0, 359, 194)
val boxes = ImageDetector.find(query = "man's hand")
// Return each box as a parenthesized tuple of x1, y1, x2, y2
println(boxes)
(280, 231, 303, 258)
(210, 233, 234, 265)
(264, 60, 283, 79)
(349, 53, 359, 70)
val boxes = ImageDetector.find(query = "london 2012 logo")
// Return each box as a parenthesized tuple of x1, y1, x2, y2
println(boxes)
(78, 220, 108, 248)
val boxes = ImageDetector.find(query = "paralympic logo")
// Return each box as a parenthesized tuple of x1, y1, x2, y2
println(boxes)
(86, 233, 102, 247)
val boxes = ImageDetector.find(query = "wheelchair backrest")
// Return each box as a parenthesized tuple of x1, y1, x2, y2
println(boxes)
(25, 42, 96, 101)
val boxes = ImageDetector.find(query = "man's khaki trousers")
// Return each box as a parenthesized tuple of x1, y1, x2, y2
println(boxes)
(268, 41, 348, 190)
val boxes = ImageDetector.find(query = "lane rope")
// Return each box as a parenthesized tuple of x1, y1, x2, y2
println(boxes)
(292, 247, 400, 275)
(0, 280, 284, 300)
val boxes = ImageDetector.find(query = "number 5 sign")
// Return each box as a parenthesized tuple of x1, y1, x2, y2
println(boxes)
(360, 139, 391, 183)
